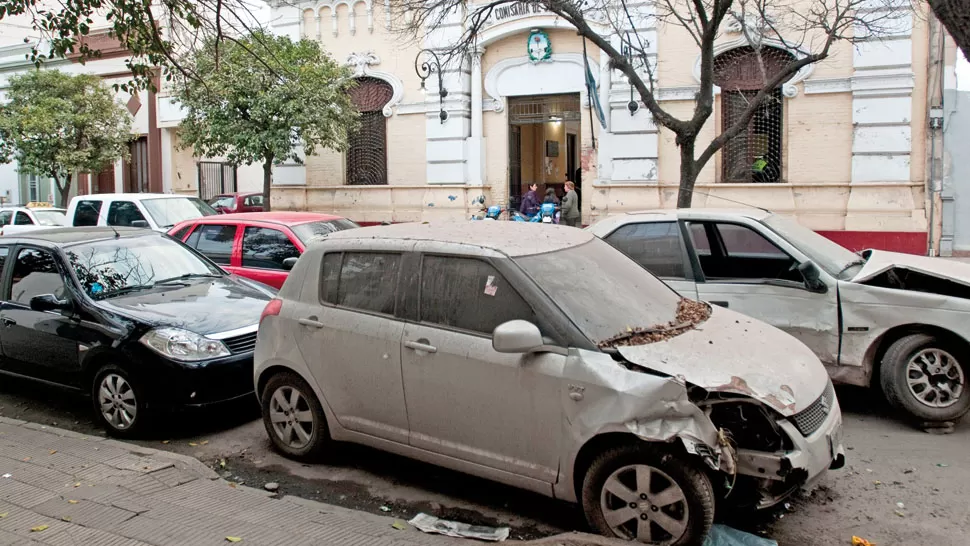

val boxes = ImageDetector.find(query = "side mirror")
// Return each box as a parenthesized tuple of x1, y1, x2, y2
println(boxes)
(797, 261, 827, 292)
(30, 294, 71, 313)
(130, 220, 150, 228)
(492, 320, 545, 354)
(282, 257, 299, 271)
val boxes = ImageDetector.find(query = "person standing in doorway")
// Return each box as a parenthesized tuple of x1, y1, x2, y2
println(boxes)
(561, 181, 581, 227)
(519, 183, 540, 217)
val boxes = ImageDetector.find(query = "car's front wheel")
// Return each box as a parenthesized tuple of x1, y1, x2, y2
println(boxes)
(92, 364, 147, 438)
(881, 333, 970, 422)
(582, 443, 714, 546)
(261, 371, 330, 460)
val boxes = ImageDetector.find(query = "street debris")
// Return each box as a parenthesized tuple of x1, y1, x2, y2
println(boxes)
(598, 299, 710, 348)
(408, 513, 510, 542)
(0, 513, 8, 518)
(392, 520, 407, 530)
(30, 525, 49, 532)
(852, 537, 875, 546)
(936, 463, 949, 468)
(379, 505, 391, 512)
(263, 482, 279, 492)
(702, 524, 777, 546)
(225, 537, 243, 543)
(895, 502, 904, 509)
(68, 500, 78, 504)
(1, 474, 10, 479)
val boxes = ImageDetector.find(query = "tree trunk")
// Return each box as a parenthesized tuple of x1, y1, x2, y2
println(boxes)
(55, 173, 72, 208)
(676, 137, 697, 208)
(262, 155, 273, 212)
(928, 0, 970, 64)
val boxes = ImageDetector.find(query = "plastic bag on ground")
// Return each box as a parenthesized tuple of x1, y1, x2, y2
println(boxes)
(703, 524, 778, 546)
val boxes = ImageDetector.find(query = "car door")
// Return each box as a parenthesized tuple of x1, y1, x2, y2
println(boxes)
(298, 251, 409, 443)
(687, 220, 840, 365)
(184, 223, 239, 273)
(601, 220, 699, 299)
(239, 226, 301, 288)
(0, 246, 81, 385)
(399, 252, 563, 484)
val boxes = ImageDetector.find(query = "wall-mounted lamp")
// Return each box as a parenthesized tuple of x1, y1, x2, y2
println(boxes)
(415, 48, 449, 124)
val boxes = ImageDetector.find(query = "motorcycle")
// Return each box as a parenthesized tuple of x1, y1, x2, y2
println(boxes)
(530, 202, 560, 224)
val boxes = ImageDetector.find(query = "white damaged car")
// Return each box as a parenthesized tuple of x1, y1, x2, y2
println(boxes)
(589, 208, 970, 424)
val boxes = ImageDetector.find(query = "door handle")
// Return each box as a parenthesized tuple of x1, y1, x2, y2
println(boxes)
(710, 301, 729, 308)
(0, 317, 15, 327)
(405, 340, 437, 354)
(298, 317, 324, 328)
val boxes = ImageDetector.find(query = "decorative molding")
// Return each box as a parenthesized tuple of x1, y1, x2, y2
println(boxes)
(803, 71, 915, 96)
(345, 52, 405, 117)
(484, 53, 598, 112)
(724, 10, 778, 46)
(692, 37, 814, 98)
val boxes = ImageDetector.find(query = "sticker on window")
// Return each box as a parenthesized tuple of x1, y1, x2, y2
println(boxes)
(484, 275, 497, 296)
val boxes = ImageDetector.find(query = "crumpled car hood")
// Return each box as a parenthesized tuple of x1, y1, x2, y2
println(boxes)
(852, 249, 970, 288)
(616, 307, 827, 416)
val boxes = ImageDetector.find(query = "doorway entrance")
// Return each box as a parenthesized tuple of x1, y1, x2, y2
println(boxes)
(507, 94, 581, 214)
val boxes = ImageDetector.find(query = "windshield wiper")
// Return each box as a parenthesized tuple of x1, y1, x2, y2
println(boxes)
(836, 258, 867, 278)
(154, 273, 223, 284)
(99, 285, 155, 299)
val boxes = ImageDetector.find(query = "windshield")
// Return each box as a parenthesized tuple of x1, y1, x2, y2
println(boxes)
(761, 214, 864, 279)
(65, 236, 223, 299)
(142, 198, 217, 228)
(32, 210, 67, 226)
(515, 238, 682, 343)
(291, 219, 360, 243)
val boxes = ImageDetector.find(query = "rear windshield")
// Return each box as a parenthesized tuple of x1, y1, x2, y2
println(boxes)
(142, 197, 217, 228)
(291, 219, 360, 243)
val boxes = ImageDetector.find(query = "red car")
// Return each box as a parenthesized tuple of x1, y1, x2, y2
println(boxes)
(168, 212, 359, 288)
(208, 192, 265, 214)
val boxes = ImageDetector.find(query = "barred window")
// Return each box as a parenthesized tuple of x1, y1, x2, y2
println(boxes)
(347, 77, 392, 186)
(714, 47, 794, 184)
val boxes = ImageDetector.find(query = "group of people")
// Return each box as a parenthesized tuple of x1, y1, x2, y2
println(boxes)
(518, 181, 581, 227)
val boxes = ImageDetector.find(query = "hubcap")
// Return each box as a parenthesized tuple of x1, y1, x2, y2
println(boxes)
(600, 464, 689, 544)
(906, 348, 965, 409)
(268, 386, 314, 449)
(98, 374, 137, 430)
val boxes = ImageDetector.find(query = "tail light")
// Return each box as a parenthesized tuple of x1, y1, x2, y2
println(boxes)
(260, 299, 282, 324)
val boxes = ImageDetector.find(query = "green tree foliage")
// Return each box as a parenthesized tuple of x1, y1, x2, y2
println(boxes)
(0, 70, 131, 206)
(173, 31, 359, 211)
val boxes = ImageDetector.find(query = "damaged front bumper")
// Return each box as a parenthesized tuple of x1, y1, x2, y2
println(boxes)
(733, 395, 845, 508)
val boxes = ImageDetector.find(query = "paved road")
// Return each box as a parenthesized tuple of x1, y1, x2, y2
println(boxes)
(0, 376, 966, 545)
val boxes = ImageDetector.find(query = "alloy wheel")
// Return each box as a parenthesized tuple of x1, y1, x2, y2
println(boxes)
(907, 348, 966, 408)
(599, 463, 690, 544)
(99, 374, 137, 430)
(268, 385, 315, 450)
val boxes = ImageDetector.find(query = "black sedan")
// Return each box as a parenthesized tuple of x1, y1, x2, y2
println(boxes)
(0, 227, 274, 436)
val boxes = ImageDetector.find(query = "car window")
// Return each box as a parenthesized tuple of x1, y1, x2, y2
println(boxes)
(242, 227, 300, 270)
(327, 253, 400, 314)
(419, 255, 537, 335)
(107, 201, 148, 227)
(187, 224, 236, 265)
(690, 222, 799, 282)
(210, 196, 235, 210)
(9, 248, 67, 304)
(141, 197, 216, 229)
(73, 200, 102, 226)
(170, 224, 193, 241)
(14, 212, 34, 225)
(32, 210, 67, 226)
(0, 247, 9, 273)
(244, 195, 263, 207)
(0, 211, 12, 225)
(605, 222, 687, 279)
(688, 223, 711, 256)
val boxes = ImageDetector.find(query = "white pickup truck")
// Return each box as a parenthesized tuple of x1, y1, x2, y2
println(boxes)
(0, 205, 68, 236)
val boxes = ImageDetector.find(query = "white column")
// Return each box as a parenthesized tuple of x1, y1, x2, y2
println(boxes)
(114, 159, 125, 193)
(467, 46, 485, 186)
(160, 127, 173, 193)
(597, 48, 613, 182)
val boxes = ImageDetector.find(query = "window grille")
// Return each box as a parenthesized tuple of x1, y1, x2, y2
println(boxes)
(347, 77, 392, 186)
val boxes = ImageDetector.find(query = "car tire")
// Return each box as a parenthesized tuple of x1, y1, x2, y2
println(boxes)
(582, 443, 714, 546)
(261, 371, 330, 460)
(92, 364, 148, 438)
(880, 333, 970, 422)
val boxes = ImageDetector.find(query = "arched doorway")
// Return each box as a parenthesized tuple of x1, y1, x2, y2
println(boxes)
(714, 46, 795, 183)
(347, 77, 393, 185)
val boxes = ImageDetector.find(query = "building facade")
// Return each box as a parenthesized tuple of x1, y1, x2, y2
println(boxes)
(264, 0, 937, 253)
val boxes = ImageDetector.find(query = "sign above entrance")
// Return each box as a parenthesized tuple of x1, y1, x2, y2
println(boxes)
(477, 2, 552, 27)
(528, 29, 552, 63)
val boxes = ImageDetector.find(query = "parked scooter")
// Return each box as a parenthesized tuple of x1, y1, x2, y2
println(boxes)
(530, 202, 560, 224)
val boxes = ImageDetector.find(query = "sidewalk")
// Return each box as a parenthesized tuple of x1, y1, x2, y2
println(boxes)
(0, 417, 609, 546)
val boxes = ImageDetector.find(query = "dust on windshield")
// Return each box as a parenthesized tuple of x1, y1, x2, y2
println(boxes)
(515, 238, 708, 346)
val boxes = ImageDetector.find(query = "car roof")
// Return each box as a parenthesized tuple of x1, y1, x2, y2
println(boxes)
(1, 227, 157, 246)
(187, 211, 347, 227)
(213, 192, 262, 198)
(622, 208, 771, 220)
(325, 222, 594, 257)
(72, 193, 196, 201)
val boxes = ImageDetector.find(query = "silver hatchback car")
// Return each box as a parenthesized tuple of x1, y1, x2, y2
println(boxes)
(254, 222, 845, 546)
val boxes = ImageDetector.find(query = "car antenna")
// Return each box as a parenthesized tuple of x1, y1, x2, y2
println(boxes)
(677, 186, 772, 214)
(80, 201, 120, 238)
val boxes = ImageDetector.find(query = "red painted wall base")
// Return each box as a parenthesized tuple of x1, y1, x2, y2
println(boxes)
(356, 221, 928, 256)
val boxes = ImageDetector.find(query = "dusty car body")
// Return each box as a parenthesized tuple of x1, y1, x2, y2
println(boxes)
(588, 209, 970, 424)
(255, 222, 843, 545)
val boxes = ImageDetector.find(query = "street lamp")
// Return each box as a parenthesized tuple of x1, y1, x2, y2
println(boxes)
(622, 31, 639, 116)
(415, 48, 449, 124)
